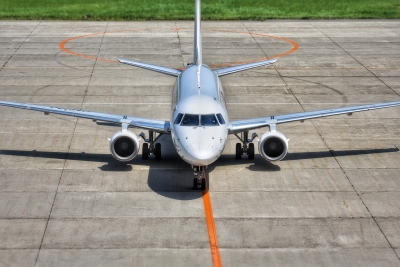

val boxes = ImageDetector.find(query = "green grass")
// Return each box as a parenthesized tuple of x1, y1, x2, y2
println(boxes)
(1, 0, 400, 20)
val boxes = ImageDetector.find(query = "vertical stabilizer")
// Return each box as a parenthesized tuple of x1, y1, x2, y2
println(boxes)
(193, 0, 202, 67)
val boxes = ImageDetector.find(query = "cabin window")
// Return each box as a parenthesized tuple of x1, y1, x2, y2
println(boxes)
(216, 114, 225, 124)
(181, 114, 199, 126)
(201, 114, 219, 126)
(174, 113, 184, 124)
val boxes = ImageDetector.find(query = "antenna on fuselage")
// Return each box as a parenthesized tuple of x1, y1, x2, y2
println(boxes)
(193, 0, 202, 92)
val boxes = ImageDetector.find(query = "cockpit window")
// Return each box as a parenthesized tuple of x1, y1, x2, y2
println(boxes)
(216, 113, 225, 124)
(181, 114, 199, 126)
(174, 113, 184, 124)
(201, 114, 219, 126)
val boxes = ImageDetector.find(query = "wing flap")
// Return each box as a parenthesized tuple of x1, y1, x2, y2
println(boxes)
(229, 101, 400, 133)
(0, 101, 170, 133)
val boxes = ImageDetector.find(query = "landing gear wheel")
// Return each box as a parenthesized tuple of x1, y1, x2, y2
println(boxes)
(154, 143, 161, 160)
(235, 143, 242, 160)
(142, 143, 149, 160)
(248, 143, 255, 159)
(201, 178, 206, 190)
(193, 178, 206, 190)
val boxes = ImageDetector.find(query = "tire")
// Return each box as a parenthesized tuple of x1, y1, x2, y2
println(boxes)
(193, 178, 198, 189)
(248, 143, 255, 160)
(201, 178, 206, 190)
(155, 143, 161, 160)
(142, 143, 149, 160)
(235, 143, 242, 160)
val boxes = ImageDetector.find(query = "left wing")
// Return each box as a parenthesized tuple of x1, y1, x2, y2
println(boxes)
(228, 101, 400, 133)
(0, 101, 170, 133)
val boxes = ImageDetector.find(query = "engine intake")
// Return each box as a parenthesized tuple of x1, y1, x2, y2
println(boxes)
(258, 130, 288, 161)
(109, 130, 140, 162)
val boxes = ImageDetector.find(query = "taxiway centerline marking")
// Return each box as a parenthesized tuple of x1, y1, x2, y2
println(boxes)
(202, 169, 222, 267)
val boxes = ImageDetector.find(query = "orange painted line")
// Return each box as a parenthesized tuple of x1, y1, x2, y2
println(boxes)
(59, 28, 157, 63)
(204, 28, 299, 68)
(58, 28, 298, 69)
(202, 169, 222, 267)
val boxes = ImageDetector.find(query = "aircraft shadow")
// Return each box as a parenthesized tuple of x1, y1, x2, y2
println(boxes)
(0, 146, 398, 200)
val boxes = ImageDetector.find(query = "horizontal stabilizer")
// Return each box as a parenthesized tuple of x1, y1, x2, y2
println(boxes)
(213, 59, 277, 76)
(118, 58, 182, 77)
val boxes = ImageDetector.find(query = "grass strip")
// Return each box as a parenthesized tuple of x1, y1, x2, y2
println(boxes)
(1, 0, 400, 20)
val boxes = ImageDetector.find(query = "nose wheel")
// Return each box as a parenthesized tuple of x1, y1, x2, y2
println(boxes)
(193, 166, 206, 190)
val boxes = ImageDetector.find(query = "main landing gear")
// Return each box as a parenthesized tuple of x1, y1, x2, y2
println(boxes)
(140, 131, 163, 160)
(193, 166, 206, 190)
(234, 131, 257, 160)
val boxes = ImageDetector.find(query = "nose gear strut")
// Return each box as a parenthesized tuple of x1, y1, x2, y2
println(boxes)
(193, 166, 206, 190)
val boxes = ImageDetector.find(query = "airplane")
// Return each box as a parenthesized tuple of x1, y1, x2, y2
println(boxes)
(1, 0, 400, 190)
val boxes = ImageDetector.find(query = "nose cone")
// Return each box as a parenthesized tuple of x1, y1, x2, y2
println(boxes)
(190, 142, 213, 160)
(182, 142, 218, 166)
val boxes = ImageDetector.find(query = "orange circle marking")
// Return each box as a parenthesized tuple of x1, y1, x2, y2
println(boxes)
(59, 28, 298, 68)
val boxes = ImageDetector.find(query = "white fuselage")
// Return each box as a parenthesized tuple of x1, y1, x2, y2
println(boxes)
(170, 65, 229, 166)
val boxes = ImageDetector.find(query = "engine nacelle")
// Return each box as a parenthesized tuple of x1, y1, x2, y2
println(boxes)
(109, 130, 140, 162)
(258, 130, 289, 161)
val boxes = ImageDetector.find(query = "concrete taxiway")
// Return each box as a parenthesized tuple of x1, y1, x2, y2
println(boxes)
(1, 20, 400, 266)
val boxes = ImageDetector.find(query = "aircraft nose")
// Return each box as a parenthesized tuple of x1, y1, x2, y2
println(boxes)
(190, 142, 215, 160)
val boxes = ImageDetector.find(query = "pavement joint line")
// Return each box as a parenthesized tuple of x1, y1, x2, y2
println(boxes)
(241, 22, 302, 116)
(33, 137, 69, 266)
(340, 165, 400, 261)
(33, 22, 112, 267)
(309, 22, 400, 262)
(284, 26, 400, 259)
(278, 76, 350, 104)
(265, 19, 400, 262)
(311, 21, 400, 101)
(174, 22, 186, 69)
(309, 23, 400, 260)
(0, 22, 41, 72)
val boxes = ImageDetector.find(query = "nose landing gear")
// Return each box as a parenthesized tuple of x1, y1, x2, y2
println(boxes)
(193, 166, 206, 190)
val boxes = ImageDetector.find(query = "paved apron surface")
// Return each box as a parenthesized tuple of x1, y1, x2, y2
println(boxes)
(0, 20, 400, 266)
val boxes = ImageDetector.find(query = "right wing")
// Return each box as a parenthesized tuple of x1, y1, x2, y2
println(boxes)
(118, 58, 182, 77)
(0, 101, 170, 133)
(229, 101, 400, 133)
(213, 59, 277, 76)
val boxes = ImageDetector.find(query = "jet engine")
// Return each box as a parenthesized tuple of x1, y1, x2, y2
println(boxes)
(258, 130, 289, 161)
(109, 130, 140, 162)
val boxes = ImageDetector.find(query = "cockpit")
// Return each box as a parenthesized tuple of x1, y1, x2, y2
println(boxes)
(174, 113, 226, 126)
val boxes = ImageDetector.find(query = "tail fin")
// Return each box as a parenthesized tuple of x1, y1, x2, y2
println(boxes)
(193, 0, 202, 66)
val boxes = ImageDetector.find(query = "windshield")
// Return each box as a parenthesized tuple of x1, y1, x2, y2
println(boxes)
(174, 113, 184, 124)
(179, 114, 222, 127)
(181, 114, 200, 126)
(216, 113, 225, 124)
(201, 114, 219, 126)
